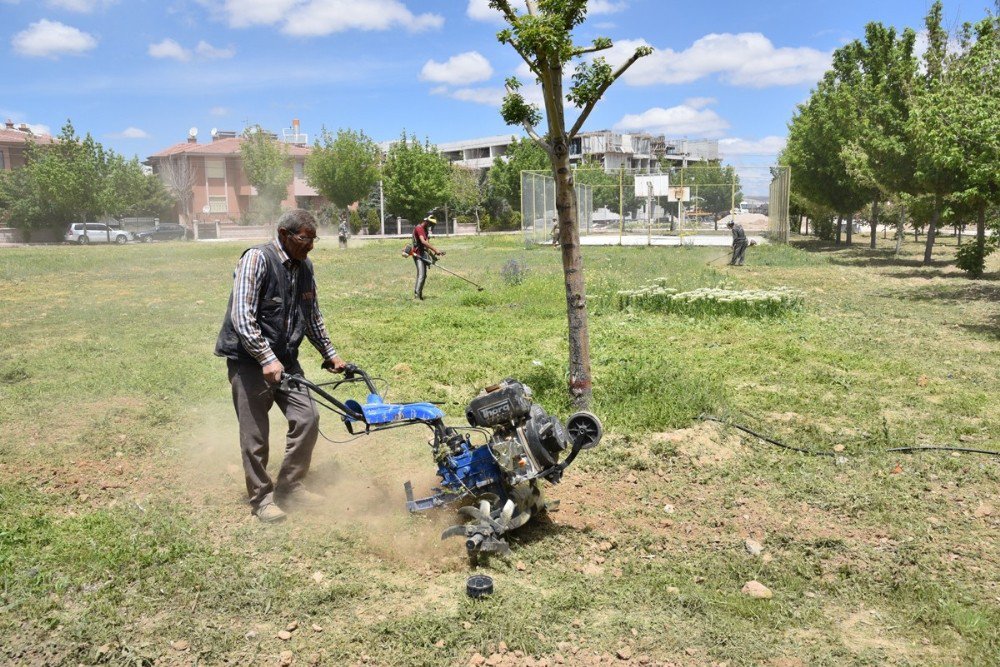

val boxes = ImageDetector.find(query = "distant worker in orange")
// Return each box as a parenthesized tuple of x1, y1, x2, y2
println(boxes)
(411, 216, 445, 300)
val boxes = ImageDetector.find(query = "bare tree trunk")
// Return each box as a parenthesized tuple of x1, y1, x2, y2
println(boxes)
(870, 200, 879, 249)
(845, 215, 853, 246)
(475, 207, 481, 235)
(895, 206, 905, 255)
(977, 205, 986, 247)
(923, 195, 939, 265)
(835, 215, 843, 245)
(552, 141, 592, 410)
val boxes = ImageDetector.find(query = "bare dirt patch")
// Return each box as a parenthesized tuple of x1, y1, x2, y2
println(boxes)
(652, 421, 746, 467)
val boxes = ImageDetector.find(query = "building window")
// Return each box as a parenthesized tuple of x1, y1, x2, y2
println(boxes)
(293, 161, 304, 178)
(0, 150, 5, 170)
(208, 195, 228, 213)
(205, 159, 225, 179)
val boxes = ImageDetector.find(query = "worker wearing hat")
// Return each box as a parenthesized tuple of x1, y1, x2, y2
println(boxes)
(412, 215, 445, 300)
(726, 211, 748, 266)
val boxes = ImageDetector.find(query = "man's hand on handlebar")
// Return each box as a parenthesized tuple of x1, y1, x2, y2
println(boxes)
(262, 359, 285, 385)
(322, 354, 348, 374)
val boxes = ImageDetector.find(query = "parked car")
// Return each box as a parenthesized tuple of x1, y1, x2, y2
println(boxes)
(134, 223, 188, 242)
(64, 222, 133, 245)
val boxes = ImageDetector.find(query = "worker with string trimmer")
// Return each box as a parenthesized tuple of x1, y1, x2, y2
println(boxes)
(404, 215, 485, 296)
(411, 215, 445, 300)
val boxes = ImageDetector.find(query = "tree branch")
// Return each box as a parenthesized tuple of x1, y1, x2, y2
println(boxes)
(490, 0, 518, 23)
(572, 43, 612, 57)
(569, 49, 648, 139)
(523, 123, 552, 157)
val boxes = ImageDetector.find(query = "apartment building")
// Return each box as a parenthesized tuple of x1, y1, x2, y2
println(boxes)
(146, 121, 320, 225)
(437, 131, 719, 172)
(0, 119, 54, 171)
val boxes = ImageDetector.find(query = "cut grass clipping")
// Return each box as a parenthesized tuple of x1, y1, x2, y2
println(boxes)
(616, 279, 804, 317)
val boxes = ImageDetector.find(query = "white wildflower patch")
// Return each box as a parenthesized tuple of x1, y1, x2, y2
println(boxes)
(615, 282, 804, 317)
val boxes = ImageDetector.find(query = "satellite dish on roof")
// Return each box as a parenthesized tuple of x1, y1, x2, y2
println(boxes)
(188, 127, 198, 138)
(210, 128, 218, 138)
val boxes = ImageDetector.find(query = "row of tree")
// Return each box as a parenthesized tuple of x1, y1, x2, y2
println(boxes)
(782, 1, 1000, 276)
(303, 129, 553, 233)
(0, 122, 173, 232)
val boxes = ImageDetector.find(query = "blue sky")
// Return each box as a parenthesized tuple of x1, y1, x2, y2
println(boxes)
(0, 0, 989, 187)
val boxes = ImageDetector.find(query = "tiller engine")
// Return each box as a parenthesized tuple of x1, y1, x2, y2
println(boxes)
(281, 366, 602, 555)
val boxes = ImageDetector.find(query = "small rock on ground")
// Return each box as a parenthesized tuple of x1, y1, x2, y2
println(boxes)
(741, 580, 773, 599)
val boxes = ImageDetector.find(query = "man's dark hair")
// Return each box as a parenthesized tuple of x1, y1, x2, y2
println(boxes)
(277, 209, 317, 234)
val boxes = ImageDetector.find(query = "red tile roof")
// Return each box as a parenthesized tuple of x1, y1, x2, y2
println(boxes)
(148, 136, 310, 158)
(0, 128, 55, 145)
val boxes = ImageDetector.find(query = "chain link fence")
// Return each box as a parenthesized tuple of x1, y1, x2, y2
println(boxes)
(521, 165, 789, 244)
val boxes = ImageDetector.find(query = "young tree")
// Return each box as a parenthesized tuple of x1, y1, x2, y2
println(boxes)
(449, 164, 488, 233)
(491, 0, 652, 409)
(908, 1, 960, 265)
(920, 16, 1000, 275)
(240, 126, 292, 224)
(381, 133, 451, 224)
(0, 121, 104, 232)
(487, 136, 549, 210)
(305, 128, 382, 210)
(837, 23, 918, 249)
(157, 155, 197, 225)
(784, 73, 868, 245)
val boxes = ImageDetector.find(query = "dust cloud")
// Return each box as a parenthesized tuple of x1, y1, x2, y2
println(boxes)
(177, 400, 467, 570)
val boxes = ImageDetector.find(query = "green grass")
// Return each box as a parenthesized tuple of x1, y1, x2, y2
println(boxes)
(1, 234, 998, 665)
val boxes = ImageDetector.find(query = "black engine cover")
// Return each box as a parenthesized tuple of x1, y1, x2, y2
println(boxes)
(466, 379, 532, 427)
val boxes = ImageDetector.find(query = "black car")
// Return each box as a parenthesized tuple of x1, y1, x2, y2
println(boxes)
(134, 223, 188, 242)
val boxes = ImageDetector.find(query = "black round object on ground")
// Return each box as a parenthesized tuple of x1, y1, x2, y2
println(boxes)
(466, 575, 494, 598)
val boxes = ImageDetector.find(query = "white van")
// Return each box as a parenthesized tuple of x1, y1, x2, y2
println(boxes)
(65, 222, 133, 245)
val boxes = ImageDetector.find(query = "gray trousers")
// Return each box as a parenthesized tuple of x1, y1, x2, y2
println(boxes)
(730, 241, 747, 265)
(227, 358, 319, 513)
(413, 252, 428, 297)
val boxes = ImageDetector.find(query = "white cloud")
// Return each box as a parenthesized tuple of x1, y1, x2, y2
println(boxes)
(605, 33, 831, 88)
(614, 102, 730, 137)
(149, 39, 234, 61)
(223, 0, 299, 28)
(108, 126, 150, 139)
(588, 0, 627, 14)
(718, 136, 786, 157)
(27, 122, 52, 135)
(46, 0, 117, 12)
(431, 85, 505, 106)
(148, 38, 190, 61)
(684, 97, 717, 110)
(421, 51, 493, 85)
(11, 19, 97, 58)
(210, 106, 230, 116)
(196, 40, 235, 59)
(222, 0, 443, 35)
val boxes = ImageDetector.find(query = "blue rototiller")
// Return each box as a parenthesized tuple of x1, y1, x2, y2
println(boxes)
(280, 365, 602, 555)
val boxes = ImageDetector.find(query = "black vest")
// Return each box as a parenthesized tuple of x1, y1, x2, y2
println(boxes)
(214, 242, 315, 365)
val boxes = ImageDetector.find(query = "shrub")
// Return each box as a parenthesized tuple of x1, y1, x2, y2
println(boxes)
(955, 237, 997, 278)
(500, 258, 529, 286)
(616, 280, 804, 317)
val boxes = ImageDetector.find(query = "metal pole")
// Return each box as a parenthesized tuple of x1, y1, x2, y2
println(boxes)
(379, 180, 385, 236)
(647, 181, 653, 246)
(618, 166, 624, 246)
(543, 173, 548, 241)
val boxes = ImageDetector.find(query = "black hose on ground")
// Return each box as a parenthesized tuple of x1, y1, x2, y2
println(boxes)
(699, 414, 1000, 458)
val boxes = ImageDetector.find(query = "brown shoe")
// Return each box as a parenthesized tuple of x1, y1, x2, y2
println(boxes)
(256, 502, 287, 523)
